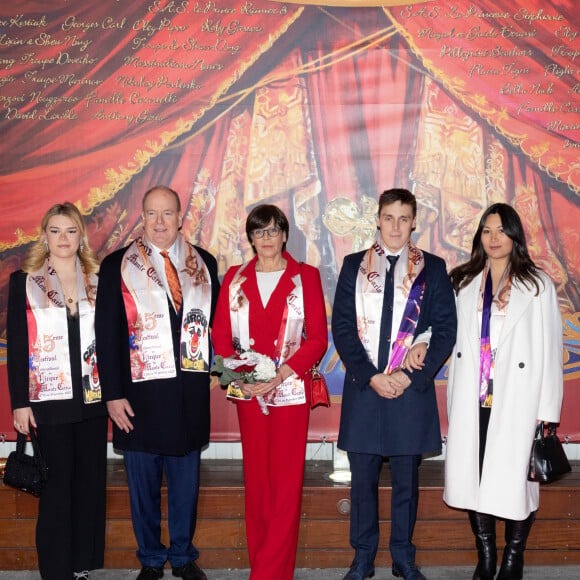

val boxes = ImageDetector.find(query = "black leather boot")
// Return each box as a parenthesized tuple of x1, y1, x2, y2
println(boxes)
(468, 510, 497, 580)
(496, 512, 536, 580)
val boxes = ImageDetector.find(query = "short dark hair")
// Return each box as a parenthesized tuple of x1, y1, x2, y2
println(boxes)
(142, 185, 181, 212)
(378, 188, 417, 218)
(246, 204, 289, 253)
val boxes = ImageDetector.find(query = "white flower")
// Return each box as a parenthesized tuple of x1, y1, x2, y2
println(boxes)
(253, 355, 277, 382)
(219, 351, 277, 383)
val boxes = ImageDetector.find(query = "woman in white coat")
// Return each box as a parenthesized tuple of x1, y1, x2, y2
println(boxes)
(443, 203, 563, 580)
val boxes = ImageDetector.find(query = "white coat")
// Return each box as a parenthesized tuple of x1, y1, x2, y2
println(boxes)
(443, 270, 563, 520)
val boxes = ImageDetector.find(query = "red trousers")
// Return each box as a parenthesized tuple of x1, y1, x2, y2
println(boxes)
(237, 398, 310, 580)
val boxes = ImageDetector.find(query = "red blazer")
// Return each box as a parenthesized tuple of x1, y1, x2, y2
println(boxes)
(212, 252, 327, 380)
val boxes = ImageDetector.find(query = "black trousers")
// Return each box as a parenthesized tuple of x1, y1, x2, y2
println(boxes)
(479, 406, 492, 479)
(36, 415, 108, 580)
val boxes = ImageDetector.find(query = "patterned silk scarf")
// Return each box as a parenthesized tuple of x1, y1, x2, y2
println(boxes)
(478, 262, 512, 407)
(227, 258, 307, 406)
(355, 234, 426, 374)
(121, 234, 212, 382)
(26, 258, 100, 403)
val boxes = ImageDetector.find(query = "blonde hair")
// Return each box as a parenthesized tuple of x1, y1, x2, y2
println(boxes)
(22, 202, 100, 275)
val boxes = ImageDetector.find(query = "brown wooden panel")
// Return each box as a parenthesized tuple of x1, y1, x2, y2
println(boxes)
(194, 519, 247, 549)
(298, 520, 352, 549)
(196, 549, 250, 568)
(296, 520, 476, 551)
(105, 549, 252, 569)
(413, 549, 580, 567)
(0, 520, 36, 548)
(295, 519, 580, 551)
(301, 488, 351, 520)
(414, 520, 580, 551)
(103, 550, 140, 569)
(527, 520, 580, 550)
(105, 519, 248, 550)
(0, 490, 17, 517)
(0, 548, 38, 569)
(0, 487, 38, 519)
(106, 488, 246, 520)
(14, 492, 39, 518)
(417, 495, 467, 520)
(524, 550, 580, 565)
(198, 489, 245, 519)
(105, 520, 173, 549)
(106, 489, 137, 519)
(536, 489, 580, 519)
(296, 550, 353, 568)
(1, 459, 579, 571)
(104, 521, 140, 549)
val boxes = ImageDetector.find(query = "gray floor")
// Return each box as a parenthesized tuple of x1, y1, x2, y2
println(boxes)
(0, 567, 578, 579)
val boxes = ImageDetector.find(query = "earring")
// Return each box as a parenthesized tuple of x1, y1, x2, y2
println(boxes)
(44, 240, 49, 252)
(80, 242, 84, 252)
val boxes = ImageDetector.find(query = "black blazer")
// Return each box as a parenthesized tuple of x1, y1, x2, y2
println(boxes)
(95, 244, 220, 455)
(332, 250, 457, 456)
(7, 270, 107, 425)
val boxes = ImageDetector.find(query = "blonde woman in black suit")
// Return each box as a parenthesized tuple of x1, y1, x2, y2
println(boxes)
(8, 202, 107, 580)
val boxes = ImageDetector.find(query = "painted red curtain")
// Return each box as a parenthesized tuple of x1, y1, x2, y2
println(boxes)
(387, 0, 580, 192)
(1, 2, 578, 440)
(0, 2, 305, 246)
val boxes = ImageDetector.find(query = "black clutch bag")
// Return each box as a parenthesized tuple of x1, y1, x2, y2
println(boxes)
(528, 423, 571, 484)
(3, 427, 49, 497)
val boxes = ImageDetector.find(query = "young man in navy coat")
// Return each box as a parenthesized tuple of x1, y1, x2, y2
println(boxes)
(95, 186, 219, 580)
(332, 189, 456, 580)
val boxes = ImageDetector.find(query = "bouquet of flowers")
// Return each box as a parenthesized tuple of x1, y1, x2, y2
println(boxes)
(211, 351, 277, 414)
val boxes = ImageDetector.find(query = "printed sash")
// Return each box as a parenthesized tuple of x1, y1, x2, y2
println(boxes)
(121, 235, 212, 382)
(355, 235, 426, 374)
(478, 262, 511, 407)
(26, 259, 100, 403)
(228, 260, 306, 406)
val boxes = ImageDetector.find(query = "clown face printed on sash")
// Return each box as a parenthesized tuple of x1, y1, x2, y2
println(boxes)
(181, 308, 209, 371)
(82, 340, 101, 402)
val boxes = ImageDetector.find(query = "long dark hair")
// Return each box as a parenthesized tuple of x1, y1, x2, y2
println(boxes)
(449, 203, 542, 295)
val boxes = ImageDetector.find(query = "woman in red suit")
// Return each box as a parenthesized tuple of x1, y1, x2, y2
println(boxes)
(212, 204, 328, 580)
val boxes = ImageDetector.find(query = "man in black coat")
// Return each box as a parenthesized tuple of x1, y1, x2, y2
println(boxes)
(95, 185, 219, 580)
(332, 189, 456, 580)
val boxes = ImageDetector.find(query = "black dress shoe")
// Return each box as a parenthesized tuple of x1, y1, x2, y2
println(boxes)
(342, 564, 375, 580)
(392, 562, 427, 580)
(137, 567, 164, 580)
(172, 560, 207, 580)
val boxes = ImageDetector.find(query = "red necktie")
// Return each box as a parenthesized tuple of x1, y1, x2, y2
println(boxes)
(160, 250, 182, 312)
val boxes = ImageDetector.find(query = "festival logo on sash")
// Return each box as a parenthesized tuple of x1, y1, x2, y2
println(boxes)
(356, 238, 425, 373)
(121, 234, 212, 381)
(228, 265, 307, 407)
(26, 260, 99, 403)
(27, 326, 71, 402)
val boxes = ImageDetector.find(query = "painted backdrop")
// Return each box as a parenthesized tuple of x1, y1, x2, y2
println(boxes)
(1, 0, 579, 441)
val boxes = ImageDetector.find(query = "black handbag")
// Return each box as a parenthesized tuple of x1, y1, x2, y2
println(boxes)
(528, 423, 571, 484)
(3, 427, 49, 497)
